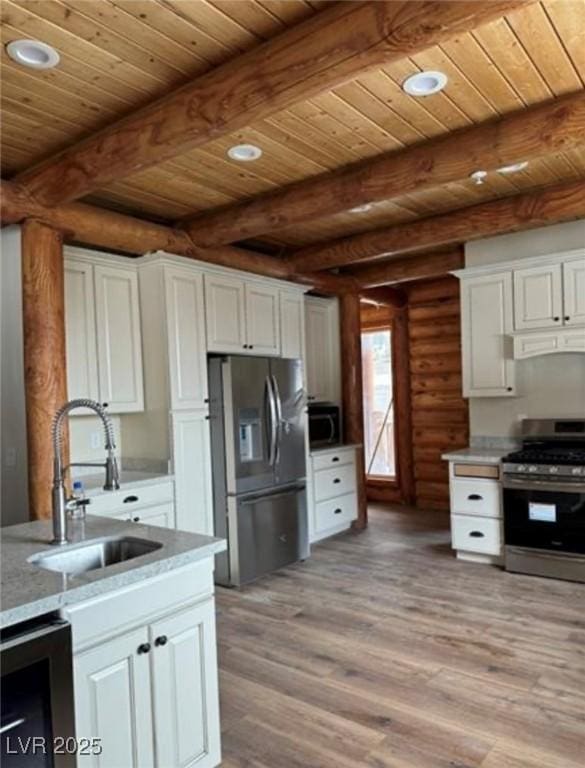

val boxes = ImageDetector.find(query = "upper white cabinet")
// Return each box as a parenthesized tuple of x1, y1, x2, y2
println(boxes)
(304, 296, 341, 403)
(563, 258, 585, 326)
(280, 290, 305, 359)
(94, 264, 145, 412)
(205, 274, 283, 356)
(165, 267, 208, 410)
(460, 272, 515, 397)
(513, 263, 563, 330)
(204, 274, 247, 354)
(64, 250, 144, 413)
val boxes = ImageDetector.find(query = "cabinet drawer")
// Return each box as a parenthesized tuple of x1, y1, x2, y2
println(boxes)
(112, 502, 175, 529)
(87, 481, 174, 516)
(315, 493, 357, 533)
(312, 449, 355, 473)
(451, 514, 502, 556)
(451, 478, 500, 517)
(62, 560, 214, 651)
(314, 463, 356, 502)
(453, 463, 500, 480)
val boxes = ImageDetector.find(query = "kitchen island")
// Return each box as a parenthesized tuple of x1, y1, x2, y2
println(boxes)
(1, 516, 226, 767)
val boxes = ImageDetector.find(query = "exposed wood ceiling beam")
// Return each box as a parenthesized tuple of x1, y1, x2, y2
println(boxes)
(183, 91, 585, 247)
(289, 179, 585, 273)
(11, 0, 532, 208)
(352, 250, 464, 289)
(360, 287, 407, 308)
(0, 180, 360, 296)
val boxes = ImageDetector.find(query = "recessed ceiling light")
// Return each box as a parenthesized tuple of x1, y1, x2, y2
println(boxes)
(227, 144, 263, 162)
(349, 203, 373, 214)
(6, 39, 60, 69)
(497, 161, 529, 175)
(470, 170, 488, 186)
(402, 71, 447, 97)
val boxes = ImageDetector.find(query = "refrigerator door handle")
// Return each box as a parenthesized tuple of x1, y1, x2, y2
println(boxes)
(264, 375, 278, 466)
(271, 374, 283, 466)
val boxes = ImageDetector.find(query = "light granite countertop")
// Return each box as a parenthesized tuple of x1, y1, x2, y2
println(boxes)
(441, 447, 511, 465)
(310, 443, 361, 456)
(75, 470, 174, 498)
(0, 516, 225, 629)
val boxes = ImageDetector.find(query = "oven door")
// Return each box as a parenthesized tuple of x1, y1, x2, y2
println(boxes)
(503, 476, 585, 554)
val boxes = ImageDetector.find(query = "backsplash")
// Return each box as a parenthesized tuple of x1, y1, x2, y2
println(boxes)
(69, 415, 123, 472)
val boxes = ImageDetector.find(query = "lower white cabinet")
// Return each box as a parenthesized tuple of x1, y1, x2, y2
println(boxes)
(87, 479, 176, 530)
(65, 561, 222, 768)
(308, 446, 358, 542)
(172, 410, 214, 535)
(74, 626, 155, 768)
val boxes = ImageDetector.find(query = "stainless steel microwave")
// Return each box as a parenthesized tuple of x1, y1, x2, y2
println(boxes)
(308, 403, 341, 448)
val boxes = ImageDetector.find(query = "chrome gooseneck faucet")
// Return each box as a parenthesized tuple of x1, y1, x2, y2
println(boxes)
(51, 399, 120, 545)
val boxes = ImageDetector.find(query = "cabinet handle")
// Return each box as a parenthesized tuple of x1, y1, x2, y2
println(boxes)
(205, 415, 210, 420)
(133, 516, 140, 523)
(204, 398, 209, 403)
(507, 387, 513, 392)
(334, 508, 342, 515)
(124, 495, 139, 504)
(469, 531, 484, 538)
(565, 316, 570, 322)
(468, 494, 482, 501)
(154, 635, 168, 647)
(308, 396, 316, 401)
(333, 478, 341, 484)
(249, 345, 254, 350)
(137, 643, 151, 654)
(243, 344, 248, 349)
(553, 316, 560, 322)
(332, 457, 340, 463)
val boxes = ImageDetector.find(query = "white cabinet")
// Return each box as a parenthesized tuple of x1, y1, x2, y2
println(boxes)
(64, 251, 144, 413)
(563, 258, 585, 326)
(172, 410, 214, 535)
(205, 274, 282, 356)
(205, 274, 247, 354)
(74, 626, 155, 768)
(304, 296, 340, 403)
(149, 601, 221, 768)
(280, 290, 305, 359)
(460, 272, 515, 397)
(245, 282, 280, 355)
(308, 446, 357, 542)
(513, 263, 563, 330)
(66, 561, 222, 768)
(165, 267, 208, 410)
(64, 259, 99, 403)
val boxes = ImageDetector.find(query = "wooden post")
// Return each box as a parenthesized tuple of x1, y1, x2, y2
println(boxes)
(21, 220, 68, 520)
(340, 293, 367, 530)
(392, 308, 415, 506)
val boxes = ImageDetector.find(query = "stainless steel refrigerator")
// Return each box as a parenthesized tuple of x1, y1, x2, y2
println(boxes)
(208, 355, 308, 587)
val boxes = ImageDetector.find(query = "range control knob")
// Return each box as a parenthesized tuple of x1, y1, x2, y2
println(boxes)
(549, 466, 559, 474)
(527, 465, 538, 473)
(517, 464, 527, 472)
(572, 467, 584, 476)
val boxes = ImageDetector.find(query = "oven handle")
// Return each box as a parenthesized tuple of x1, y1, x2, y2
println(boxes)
(503, 476, 585, 493)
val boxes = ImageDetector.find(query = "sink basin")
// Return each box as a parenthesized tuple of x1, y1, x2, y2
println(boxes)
(29, 536, 162, 576)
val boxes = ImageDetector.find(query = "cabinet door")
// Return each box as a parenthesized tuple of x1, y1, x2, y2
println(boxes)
(461, 273, 515, 397)
(94, 264, 144, 412)
(165, 267, 208, 409)
(513, 263, 562, 330)
(171, 410, 213, 535)
(64, 259, 99, 402)
(150, 600, 221, 768)
(304, 297, 340, 403)
(563, 258, 585, 326)
(74, 627, 155, 768)
(205, 274, 246, 353)
(245, 282, 280, 355)
(280, 290, 304, 359)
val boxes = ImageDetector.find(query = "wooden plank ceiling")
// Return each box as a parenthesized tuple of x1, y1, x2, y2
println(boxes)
(1, 0, 584, 253)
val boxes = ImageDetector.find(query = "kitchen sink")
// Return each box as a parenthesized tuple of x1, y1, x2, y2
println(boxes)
(28, 536, 162, 576)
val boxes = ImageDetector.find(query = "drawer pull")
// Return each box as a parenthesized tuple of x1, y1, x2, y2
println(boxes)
(154, 635, 168, 647)
(333, 478, 341, 484)
(124, 495, 139, 504)
(137, 643, 151, 655)
(468, 494, 483, 501)
(133, 516, 140, 523)
(332, 457, 340, 463)
(334, 508, 342, 515)
(469, 531, 484, 538)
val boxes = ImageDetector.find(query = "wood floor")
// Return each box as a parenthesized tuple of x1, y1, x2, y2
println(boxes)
(215, 506, 585, 768)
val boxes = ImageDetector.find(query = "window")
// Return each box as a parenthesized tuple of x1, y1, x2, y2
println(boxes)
(361, 328, 395, 479)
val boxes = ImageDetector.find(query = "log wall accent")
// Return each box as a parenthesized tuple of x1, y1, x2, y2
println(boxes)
(21, 220, 68, 520)
(340, 294, 367, 530)
(406, 277, 468, 511)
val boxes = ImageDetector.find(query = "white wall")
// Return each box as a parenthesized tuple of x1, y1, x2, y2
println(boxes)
(69, 415, 122, 473)
(466, 219, 585, 438)
(1, 227, 29, 526)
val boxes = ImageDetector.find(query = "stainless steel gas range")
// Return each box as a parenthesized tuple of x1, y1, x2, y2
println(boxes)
(502, 418, 585, 583)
